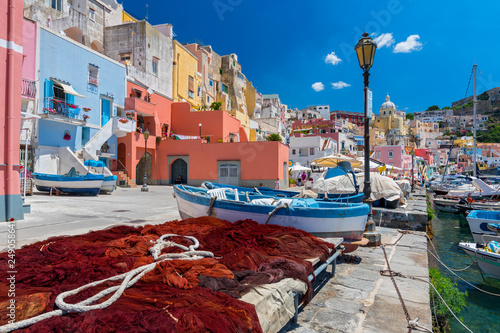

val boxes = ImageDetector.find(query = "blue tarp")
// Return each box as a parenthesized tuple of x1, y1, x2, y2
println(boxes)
(84, 160, 105, 167)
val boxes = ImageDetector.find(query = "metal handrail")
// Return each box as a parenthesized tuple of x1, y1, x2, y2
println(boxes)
(117, 159, 129, 187)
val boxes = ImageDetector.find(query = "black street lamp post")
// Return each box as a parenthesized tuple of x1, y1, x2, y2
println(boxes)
(411, 148, 416, 191)
(355, 32, 381, 246)
(141, 129, 150, 192)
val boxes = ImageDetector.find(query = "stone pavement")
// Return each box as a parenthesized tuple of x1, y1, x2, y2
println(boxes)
(285, 228, 431, 333)
(0, 186, 181, 249)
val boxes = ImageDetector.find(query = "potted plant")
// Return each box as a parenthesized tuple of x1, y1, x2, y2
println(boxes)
(289, 178, 296, 187)
(83, 114, 90, 121)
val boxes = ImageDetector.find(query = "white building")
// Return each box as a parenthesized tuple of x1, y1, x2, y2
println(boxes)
(307, 105, 330, 119)
(414, 109, 454, 122)
(289, 136, 337, 167)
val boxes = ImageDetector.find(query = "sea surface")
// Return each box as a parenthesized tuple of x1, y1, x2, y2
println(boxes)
(430, 200, 500, 333)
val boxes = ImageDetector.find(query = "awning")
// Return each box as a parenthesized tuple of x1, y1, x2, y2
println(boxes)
(50, 78, 85, 98)
(21, 112, 41, 120)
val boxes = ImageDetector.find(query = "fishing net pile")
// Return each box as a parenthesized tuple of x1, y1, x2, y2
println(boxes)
(0, 217, 335, 332)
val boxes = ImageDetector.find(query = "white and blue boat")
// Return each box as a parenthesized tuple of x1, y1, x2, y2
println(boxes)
(173, 185, 369, 242)
(32, 168, 104, 196)
(465, 210, 500, 243)
(84, 160, 117, 193)
(459, 235, 500, 280)
(203, 182, 365, 203)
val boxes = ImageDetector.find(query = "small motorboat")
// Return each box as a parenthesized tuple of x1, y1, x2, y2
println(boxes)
(173, 185, 369, 242)
(456, 199, 500, 216)
(101, 175, 118, 193)
(433, 196, 460, 213)
(465, 210, 500, 243)
(459, 236, 500, 280)
(84, 160, 117, 194)
(32, 167, 104, 196)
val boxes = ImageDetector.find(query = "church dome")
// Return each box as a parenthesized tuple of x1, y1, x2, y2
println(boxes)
(380, 94, 396, 111)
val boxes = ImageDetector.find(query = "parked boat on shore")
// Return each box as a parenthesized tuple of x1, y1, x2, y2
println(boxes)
(173, 184, 369, 242)
(32, 168, 104, 196)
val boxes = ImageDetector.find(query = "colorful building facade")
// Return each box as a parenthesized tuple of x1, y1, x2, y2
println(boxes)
(1, 0, 25, 221)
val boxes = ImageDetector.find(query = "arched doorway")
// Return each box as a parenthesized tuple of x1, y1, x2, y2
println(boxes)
(117, 143, 126, 170)
(136, 152, 152, 185)
(171, 158, 187, 184)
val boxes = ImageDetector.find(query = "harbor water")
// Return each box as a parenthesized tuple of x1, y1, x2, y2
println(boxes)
(430, 203, 500, 333)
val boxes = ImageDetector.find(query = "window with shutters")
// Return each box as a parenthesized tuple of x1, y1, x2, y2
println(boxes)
(88, 64, 99, 86)
(188, 76, 194, 98)
(152, 57, 159, 76)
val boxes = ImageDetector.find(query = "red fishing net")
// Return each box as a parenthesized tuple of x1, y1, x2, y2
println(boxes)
(0, 217, 335, 332)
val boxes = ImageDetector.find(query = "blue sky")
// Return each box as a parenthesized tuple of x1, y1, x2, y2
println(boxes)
(122, 0, 500, 114)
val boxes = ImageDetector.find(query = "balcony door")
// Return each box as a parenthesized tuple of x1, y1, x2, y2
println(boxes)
(101, 98, 111, 126)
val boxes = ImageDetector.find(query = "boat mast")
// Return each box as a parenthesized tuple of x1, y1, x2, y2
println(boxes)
(473, 64, 477, 177)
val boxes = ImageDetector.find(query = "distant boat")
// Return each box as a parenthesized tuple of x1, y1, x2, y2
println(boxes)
(433, 196, 460, 213)
(173, 185, 369, 242)
(32, 168, 104, 196)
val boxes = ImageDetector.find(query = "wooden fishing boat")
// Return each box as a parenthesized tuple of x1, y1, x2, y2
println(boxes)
(459, 236, 500, 280)
(173, 185, 369, 242)
(32, 168, 104, 196)
(465, 210, 500, 243)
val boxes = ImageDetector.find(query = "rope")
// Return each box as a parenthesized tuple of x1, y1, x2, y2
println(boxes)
(0, 235, 214, 332)
(265, 203, 289, 224)
(426, 249, 500, 297)
(253, 187, 262, 195)
(426, 233, 476, 272)
(207, 196, 217, 216)
(380, 245, 414, 332)
(414, 276, 474, 333)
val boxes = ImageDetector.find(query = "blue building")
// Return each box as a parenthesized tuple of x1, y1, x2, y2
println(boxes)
(35, 26, 134, 176)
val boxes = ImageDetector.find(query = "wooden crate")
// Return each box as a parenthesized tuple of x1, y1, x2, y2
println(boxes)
(20, 178, 34, 196)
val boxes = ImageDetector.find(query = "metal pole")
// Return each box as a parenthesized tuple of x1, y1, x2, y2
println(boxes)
(23, 129, 29, 197)
(362, 70, 381, 246)
(473, 64, 477, 177)
(141, 137, 148, 192)
(411, 152, 415, 191)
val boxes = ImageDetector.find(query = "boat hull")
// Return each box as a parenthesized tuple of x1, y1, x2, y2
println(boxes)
(174, 186, 369, 241)
(459, 242, 500, 279)
(466, 210, 500, 243)
(33, 173, 104, 196)
(101, 176, 117, 193)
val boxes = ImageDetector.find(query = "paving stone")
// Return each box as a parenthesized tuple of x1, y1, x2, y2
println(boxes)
(313, 309, 360, 332)
(328, 284, 369, 301)
(334, 275, 377, 292)
(349, 267, 382, 282)
(325, 298, 364, 314)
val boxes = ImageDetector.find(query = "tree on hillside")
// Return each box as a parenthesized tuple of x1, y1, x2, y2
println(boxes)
(442, 106, 452, 110)
(406, 113, 414, 120)
(266, 133, 282, 142)
(427, 105, 440, 111)
(478, 91, 489, 101)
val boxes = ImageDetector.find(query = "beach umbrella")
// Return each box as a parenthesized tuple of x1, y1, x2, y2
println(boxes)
(289, 165, 311, 172)
(312, 154, 362, 168)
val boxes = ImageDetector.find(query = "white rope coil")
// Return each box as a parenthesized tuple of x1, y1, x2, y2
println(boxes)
(0, 234, 213, 332)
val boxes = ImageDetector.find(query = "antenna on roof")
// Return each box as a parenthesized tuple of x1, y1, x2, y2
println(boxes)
(145, 3, 149, 21)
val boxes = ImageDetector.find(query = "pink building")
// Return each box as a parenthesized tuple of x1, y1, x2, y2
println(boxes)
(373, 145, 414, 174)
(1, 0, 25, 221)
(415, 149, 433, 166)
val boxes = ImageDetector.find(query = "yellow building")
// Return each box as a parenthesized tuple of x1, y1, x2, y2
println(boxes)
(454, 136, 474, 149)
(172, 40, 201, 109)
(122, 11, 138, 23)
(372, 94, 407, 135)
(369, 127, 386, 149)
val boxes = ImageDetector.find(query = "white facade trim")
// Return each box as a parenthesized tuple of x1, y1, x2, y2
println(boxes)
(0, 38, 23, 54)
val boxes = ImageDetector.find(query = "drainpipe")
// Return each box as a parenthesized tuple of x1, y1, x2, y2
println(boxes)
(6, 0, 17, 220)
(131, 30, 135, 66)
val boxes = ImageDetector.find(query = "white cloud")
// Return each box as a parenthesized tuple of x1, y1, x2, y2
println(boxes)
(325, 52, 342, 65)
(311, 82, 325, 92)
(373, 33, 395, 49)
(393, 35, 423, 53)
(331, 81, 351, 89)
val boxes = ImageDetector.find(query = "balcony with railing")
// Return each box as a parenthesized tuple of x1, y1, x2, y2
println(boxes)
(40, 97, 84, 123)
(22, 79, 36, 99)
(125, 97, 155, 117)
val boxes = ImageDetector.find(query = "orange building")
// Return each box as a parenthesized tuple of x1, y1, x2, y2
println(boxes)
(116, 101, 289, 188)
